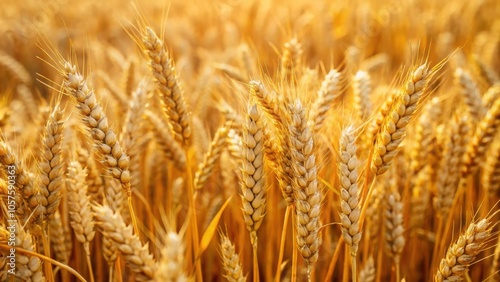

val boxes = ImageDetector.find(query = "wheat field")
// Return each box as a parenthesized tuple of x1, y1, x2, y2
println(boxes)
(0, 0, 499, 281)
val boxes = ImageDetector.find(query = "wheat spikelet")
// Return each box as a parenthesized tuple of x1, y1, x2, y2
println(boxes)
(240, 105, 266, 233)
(434, 116, 469, 215)
(66, 161, 95, 251)
(94, 204, 156, 281)
(194, 124, 229, 190)
(62, 62, 132, 195)
(384, 189, 405, 264)
(371, 64, 430, 175)
(352, 70, 372, 120)
(359, 256, 375, 282)
(143, 110, 186, 170)
(288, 100, 322, 267)
(155, 231, 189, 282)
(36, 104, 65, 225)
(461, 97, 500, 178)
(338, 125, 362, 257)
(220, 233, 246, 282)
(309, 69, 341, 132)
(435, 218, 493, 282)
(454, 68, 487, 120)
(142, 27, 191, 146)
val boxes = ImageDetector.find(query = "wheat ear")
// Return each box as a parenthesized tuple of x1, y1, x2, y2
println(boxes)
(142, 27, 191, 146)
(66, 161, 95, 249)
(435, 218, 493, 282)
(482, 83, 500, 109)
(384, 188, 405, 281)
(240, 104, 266, 233)
(338, 125, 362, 281)
(0, 50, 31, 85)
(434, 116, 469, 215)
(76, 147, 104, 202)
(49, 211, 70, 264)
(359, 256, 375, 282)
(338, 125, 362, 257)
(194, 124, 229, 190)
(454, 68, 486, 120)
(288, 100, 322, 270)
(309, 69, 342, 132)
(62, 62, 131, 195)
(220, 233, 247, 282)
(94, 204, 156, 281)
(490, 233, 500, 282)
(13, 223, 45, 281)
(281, 38, 303, 80)
(37, 104, 65, 225)
(0, 140, 35, 222)
(155, 231, 189, 281)
(461, 97, 500, 178)
(143, 110, 186, 170)
(371, 64, 430, 175)
(482, 138, 500, 193)
(352, 70, 372, 120)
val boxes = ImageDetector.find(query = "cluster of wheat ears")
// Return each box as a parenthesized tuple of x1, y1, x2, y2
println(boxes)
(0, 0, 499, 281)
